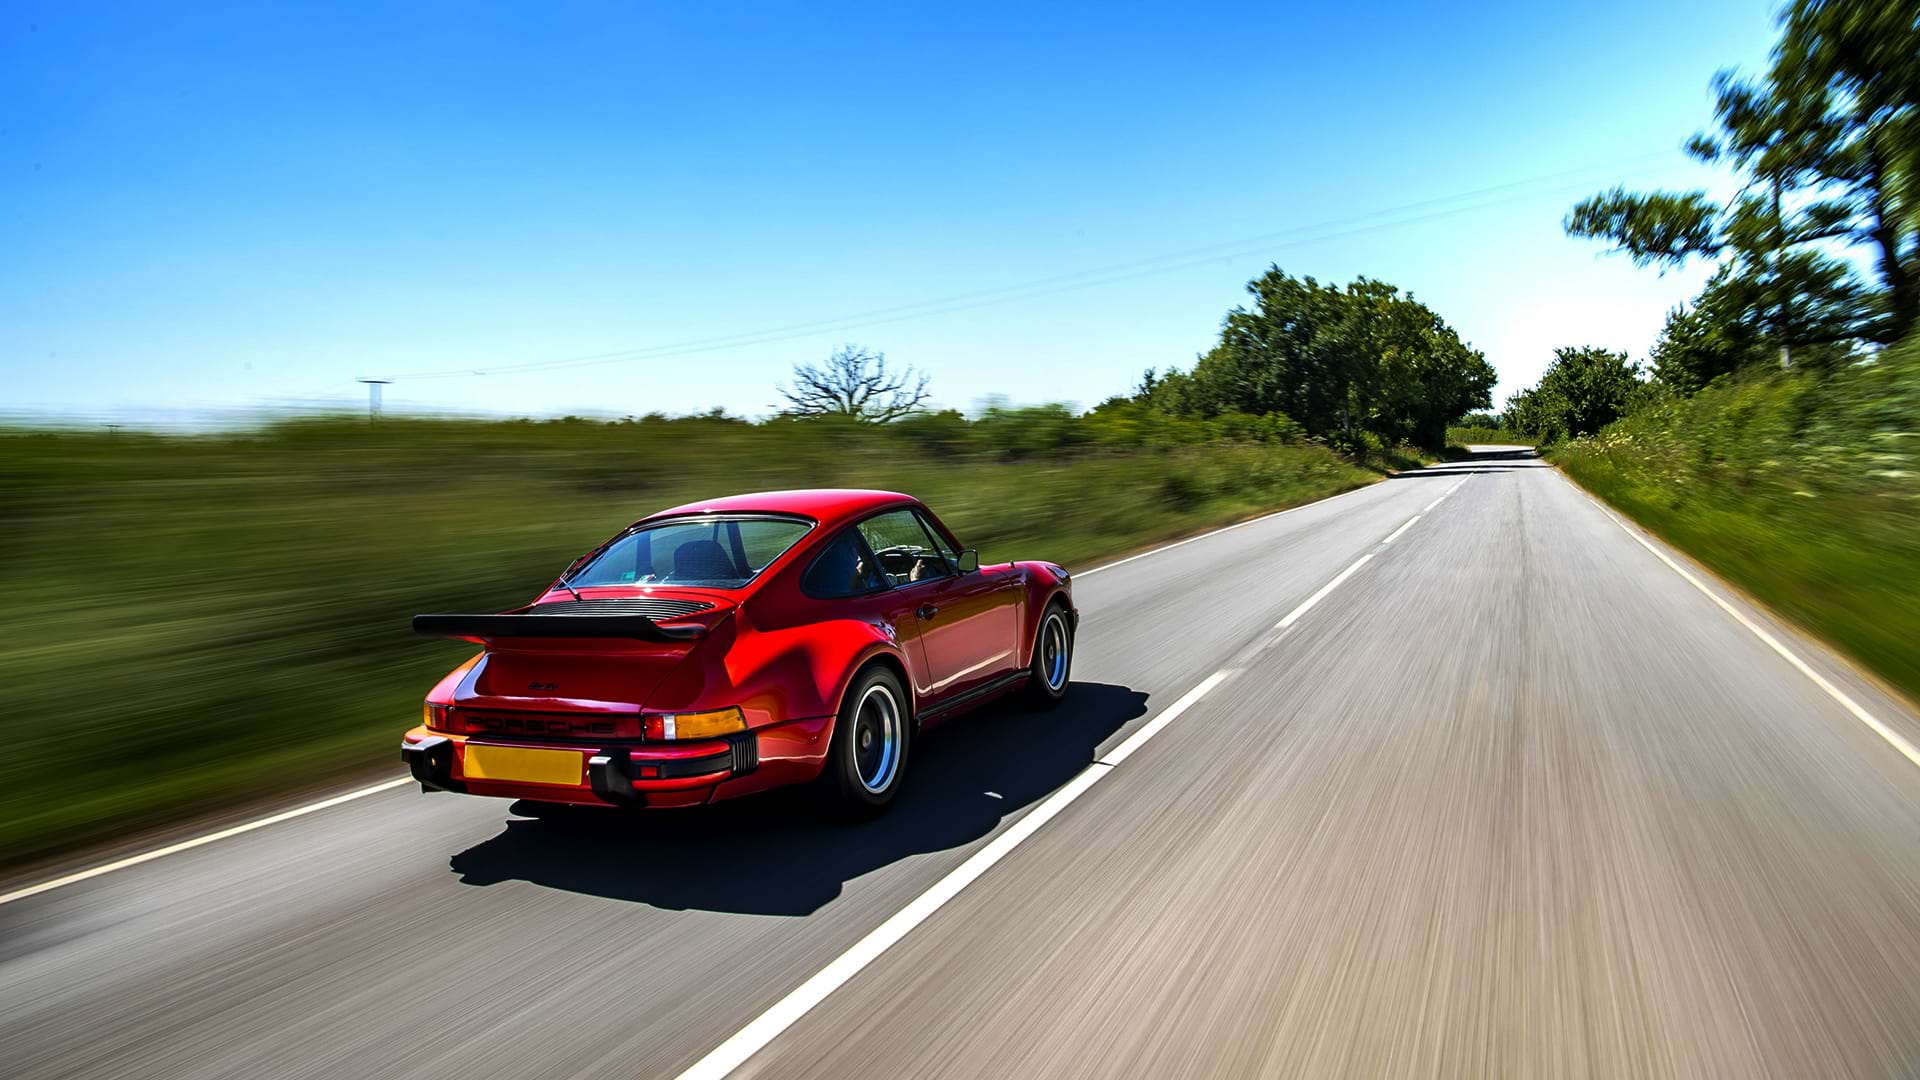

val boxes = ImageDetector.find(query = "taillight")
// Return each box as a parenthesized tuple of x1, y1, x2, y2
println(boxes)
(423, 704, 449, 730)
(642, 707, 746, 740)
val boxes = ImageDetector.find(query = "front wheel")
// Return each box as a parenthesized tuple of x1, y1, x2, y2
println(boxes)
(1023, 602, 1074, 708)
(816, 666, 910, 819)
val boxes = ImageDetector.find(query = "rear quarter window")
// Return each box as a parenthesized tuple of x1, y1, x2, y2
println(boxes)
(801, 528, 889, 598)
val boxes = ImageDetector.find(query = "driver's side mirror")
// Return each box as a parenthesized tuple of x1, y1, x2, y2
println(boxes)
(955, 548, 980, 573)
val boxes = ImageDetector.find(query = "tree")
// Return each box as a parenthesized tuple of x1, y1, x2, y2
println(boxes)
(1565, 0, 1920, 363)
(1772, 0, 1920, 339)
(1505, 346, 1642, 444)
(1161, 268, 1493, 448)
(777, 345, 930, 422)
(1647, 267, 1770, 394)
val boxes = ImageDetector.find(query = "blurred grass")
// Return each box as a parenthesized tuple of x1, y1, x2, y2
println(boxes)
(1552, 340, 1920, 702)
(0, 412, 1377, 867)
(1446, 424, 1529, 446)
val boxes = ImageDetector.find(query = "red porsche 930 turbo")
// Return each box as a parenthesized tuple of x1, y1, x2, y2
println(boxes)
(402, 489, 1076, 816)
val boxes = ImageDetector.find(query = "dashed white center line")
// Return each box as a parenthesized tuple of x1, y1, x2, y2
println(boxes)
(1097, 670, 1234, 767)
(675, 530, 1392, 1079)
(1422, 474, 1469, 512)
(1277, 553, 1374, 630)
(1382, 516, 1420, 544)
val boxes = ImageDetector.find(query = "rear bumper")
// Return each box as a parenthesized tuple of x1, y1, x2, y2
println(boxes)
(401, 718, 825, 808)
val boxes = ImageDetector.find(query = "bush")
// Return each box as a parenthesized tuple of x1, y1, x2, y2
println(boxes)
(1553, 338, 1920, 699)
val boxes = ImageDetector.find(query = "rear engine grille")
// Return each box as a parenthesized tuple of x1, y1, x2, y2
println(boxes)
(453, 710, 641, 740)
(528, 597, 714, 619)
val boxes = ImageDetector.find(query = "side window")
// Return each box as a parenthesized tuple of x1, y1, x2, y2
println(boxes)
(801, 528, 888, 599)
(913, 511, 961, 563)
(856, 509, 953, 586)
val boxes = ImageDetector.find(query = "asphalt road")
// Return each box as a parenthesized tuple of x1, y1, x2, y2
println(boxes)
(6, 448, 1920, 1079)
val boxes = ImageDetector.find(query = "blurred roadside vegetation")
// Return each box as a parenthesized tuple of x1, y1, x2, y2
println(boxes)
(0, 405, 1383, 867)
(1553, 340, 1920, 701)
(1515, 0, 1920, 701)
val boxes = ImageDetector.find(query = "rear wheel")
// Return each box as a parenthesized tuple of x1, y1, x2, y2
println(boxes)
(1023, 602, 1074, 708)
(817, 665, 910, 818)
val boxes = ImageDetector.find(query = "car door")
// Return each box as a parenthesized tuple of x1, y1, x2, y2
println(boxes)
(913, 508, 1024, 704)
(856, 508, 1018, 712)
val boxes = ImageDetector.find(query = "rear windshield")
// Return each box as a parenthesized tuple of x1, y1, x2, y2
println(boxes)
(566, 515, 811, 590)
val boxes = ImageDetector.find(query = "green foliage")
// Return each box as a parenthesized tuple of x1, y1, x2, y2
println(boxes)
(1553, 333, 1920, 700)
(0, 412, 1375, 867)
(1649, 267, 1771, 394)
(1139, 268, 1494, 449)
(1504, 346, 1644, 445)
(1566, 0, 1920, 356)
(1446, 425, 1527, 446)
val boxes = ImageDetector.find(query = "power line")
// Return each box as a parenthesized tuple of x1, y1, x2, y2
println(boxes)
(381, 149, 1677, 383)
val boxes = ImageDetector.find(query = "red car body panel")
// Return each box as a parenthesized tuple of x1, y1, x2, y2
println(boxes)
(402, 489, 1075, 809)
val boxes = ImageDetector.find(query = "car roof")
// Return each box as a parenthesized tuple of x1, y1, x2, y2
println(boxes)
(639, 489, 919, 529)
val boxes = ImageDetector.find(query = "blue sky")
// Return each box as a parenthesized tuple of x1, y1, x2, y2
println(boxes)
(1, 1, 1782, 424)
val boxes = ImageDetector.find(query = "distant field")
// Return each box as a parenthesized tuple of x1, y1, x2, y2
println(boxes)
(0, 412, 1381, 867)
(1552, 346, 1920, 703)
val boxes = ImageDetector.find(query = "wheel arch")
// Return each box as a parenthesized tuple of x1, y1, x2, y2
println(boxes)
(838, 645, 917, 728)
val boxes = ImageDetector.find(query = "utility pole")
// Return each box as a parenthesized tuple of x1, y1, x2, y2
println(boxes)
(356, 378, 393, 421)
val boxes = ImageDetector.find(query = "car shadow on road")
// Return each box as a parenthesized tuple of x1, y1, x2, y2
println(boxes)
(446, 681, 1147, 916)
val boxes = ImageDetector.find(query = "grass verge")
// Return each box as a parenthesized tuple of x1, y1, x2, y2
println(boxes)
(0, 414, 1380, 867)
(1550, 347, 1920, 703)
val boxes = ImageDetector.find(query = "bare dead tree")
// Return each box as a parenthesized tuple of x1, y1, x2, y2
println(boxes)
(777, 345, 930, 422)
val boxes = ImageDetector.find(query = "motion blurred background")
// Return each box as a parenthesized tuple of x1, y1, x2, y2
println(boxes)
(2, 0, 1915, 870)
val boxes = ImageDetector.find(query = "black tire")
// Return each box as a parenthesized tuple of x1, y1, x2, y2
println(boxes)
(1023, 601, 1074, 708)
(816, 665, 911, 819)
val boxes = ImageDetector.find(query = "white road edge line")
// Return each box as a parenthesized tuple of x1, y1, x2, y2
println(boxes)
(1578, 486, 1920, 770)
(1277, 553, 1374, 629)
(0, 777, 415, 907)
(674, 669, 1235, 1080)
(1381, 516, 1420, 545)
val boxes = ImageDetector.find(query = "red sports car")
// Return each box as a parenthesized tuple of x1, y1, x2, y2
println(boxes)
(402, 489, 1076, 816)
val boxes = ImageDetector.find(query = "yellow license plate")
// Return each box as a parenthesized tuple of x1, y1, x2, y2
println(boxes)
(464, 745, 583, 786)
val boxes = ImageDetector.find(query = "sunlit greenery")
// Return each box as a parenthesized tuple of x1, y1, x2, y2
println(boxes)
(1131, 268, 1496, 449)
(1537, 0, 1920, 700)
(1553, 338, 1920, 699)
(0, 409, 1378, 866)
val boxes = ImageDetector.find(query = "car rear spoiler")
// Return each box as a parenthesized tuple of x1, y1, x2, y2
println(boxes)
(412, 613, 707, 644)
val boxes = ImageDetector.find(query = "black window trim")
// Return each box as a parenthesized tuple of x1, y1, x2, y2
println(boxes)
(910, 507, 964, 572)
(852, 506, 959, 588)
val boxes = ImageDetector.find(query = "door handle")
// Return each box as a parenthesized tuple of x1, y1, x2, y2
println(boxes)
(917, 604, 938, 620)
